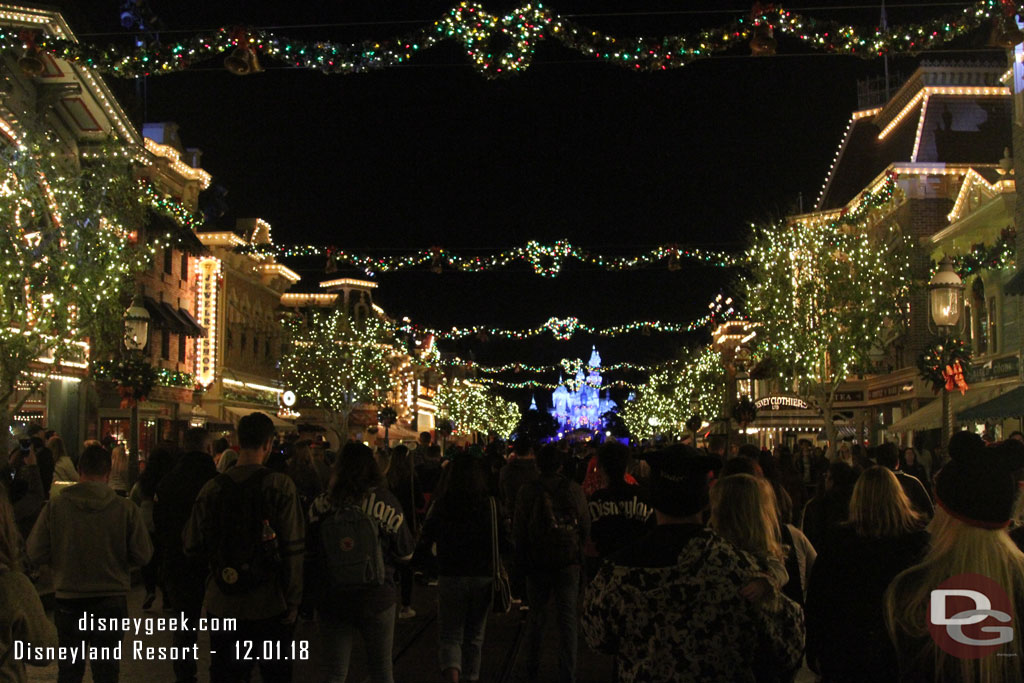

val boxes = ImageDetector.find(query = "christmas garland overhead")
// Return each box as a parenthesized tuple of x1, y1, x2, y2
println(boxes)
(248, 240, 737, 278)
(437, 356, 668, 374)
(398, 313, 712, 341)
(475, 376, 644, 391)
(930, 227, 1015, 278)
(13, 0, 1021, 80)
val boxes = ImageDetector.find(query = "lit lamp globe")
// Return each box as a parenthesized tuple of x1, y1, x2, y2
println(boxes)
(928, 257, 964, 330)
(123, 298, 150, 351)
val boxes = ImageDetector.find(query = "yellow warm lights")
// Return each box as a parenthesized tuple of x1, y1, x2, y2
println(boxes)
(877, 86, 1009, 141)
(196, 257, 221, 388)
(144, 138, 212, 189)
(222, 378, 283, 394)
(259, 263, 300, 282)
(320, 278, 378, 289)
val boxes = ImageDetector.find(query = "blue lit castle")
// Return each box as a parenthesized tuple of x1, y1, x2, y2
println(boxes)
(536, 346, 617, 433)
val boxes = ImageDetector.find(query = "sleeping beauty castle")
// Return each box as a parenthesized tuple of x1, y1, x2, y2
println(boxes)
(530, 346, 617, 433)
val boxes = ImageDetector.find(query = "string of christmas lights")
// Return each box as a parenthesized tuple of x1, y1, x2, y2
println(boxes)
(245, 240, 738, 278)
(398, 313, 713, 341)
(436, 355, 672, 374)
(932, 227, 1015, 277)
(11, 1, 1016, 80)
(474, 376, 644, 391)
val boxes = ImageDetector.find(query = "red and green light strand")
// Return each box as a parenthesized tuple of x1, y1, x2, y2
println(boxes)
(932, 227, 1015, 278)
(247, 240, 737, 278)
(398, 314, 713, 341)
(10, 1, 1019, 80)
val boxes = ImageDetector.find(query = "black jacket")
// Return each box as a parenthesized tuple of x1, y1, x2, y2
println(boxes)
(805, 525, 929, 682)
(153, 450, 218, 584)
(421, 495, 510, 577)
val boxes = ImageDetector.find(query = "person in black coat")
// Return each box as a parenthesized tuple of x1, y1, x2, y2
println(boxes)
(805, 466, 928, 683)
(152, 427, 217, 683)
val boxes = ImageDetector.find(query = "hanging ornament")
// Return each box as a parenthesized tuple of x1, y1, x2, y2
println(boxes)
(750, 25, 777, 56)
(943, 361, 969, 395)
(17, 30, 45, 76)
(430, 247, 444, 274)
(224, 28, 264, 75)
(989, 1, 1023, 47)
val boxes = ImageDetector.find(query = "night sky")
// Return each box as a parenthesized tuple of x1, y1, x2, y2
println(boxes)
(51, 1, 1004, 403)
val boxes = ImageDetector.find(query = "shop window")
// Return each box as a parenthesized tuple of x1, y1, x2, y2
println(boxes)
(180, 254, 188, 281)
(972, 278, 988, 355)
(178, 332, 186, 363)
(163, 248, 174, 275)
(161, 330, 170, 360)
(253, 334, 259, 356)
(241, 332, 247, 355)
(987, 296, 998, 354)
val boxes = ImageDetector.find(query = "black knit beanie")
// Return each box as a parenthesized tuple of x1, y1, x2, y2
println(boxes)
(647, 445, 718, 518)
(934, 432, 1024, 529)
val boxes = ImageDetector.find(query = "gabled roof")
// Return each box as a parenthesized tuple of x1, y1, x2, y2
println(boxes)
(817, 63, 1010, 211)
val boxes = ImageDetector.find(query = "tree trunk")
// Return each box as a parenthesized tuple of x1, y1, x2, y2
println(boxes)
(817, 386, 838, 460)
(0, 405, 11, 452)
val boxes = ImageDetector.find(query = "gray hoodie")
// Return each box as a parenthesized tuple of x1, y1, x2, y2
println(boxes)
(27, 481, 153, 599)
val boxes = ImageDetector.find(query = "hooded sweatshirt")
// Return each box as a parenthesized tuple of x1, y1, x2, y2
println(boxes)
(26, 481, 153, 599)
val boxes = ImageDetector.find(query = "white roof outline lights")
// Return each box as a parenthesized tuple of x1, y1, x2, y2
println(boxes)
(144, 138, 212, 189)
(320, 278, 378, 289)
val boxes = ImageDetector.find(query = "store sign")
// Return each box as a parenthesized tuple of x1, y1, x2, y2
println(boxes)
(965, 356, 1019, 385)
(754, 395, 809, 411)
(419, 386, 437, 400)
(834, 390, 864, 403)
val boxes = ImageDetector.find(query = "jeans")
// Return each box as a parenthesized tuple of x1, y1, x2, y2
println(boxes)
(207, 611, 295, 683)
(525, 566, 580, 683)
(319, 604, 396, 683)
(437, 575, 492, 681)
(399, 564, 414, 607)
(166, 577, 204, 683)
(54, 595, 128, 683)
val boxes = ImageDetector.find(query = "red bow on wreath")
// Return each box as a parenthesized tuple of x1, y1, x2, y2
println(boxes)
(943, 361, 968, 395)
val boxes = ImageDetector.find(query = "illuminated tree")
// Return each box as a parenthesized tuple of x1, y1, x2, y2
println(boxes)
(0, 126, 149, 439)
(743, 205, 909, 453)
(436, 379, 521, 439)
(280, 311, 399, 440)
(622, 347, 725, 441)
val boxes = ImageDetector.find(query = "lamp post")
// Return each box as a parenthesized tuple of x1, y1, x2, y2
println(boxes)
(928, 256, 965, 451)
(123, 296, 150, 485)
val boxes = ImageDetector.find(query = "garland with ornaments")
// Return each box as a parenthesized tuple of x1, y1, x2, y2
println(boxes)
(437, 356, 668, 374)
(398, 314, 713, 341)
(8, 1, 1021, 80)
(931, 228, 1015, 278)
(246, 240, 737, 278)
(916, 336, 972, 394)
(92, 357, 158, 408)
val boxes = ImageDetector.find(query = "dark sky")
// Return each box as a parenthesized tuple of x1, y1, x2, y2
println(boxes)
(52, 1, 1004, 401)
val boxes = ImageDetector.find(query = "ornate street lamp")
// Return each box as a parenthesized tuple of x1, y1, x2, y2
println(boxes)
(928, 256, 965, 450)
(123, 296, 150, 483)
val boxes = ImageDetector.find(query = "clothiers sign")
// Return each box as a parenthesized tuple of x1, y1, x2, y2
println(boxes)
(964, 355, 1019, 385)
(754, 396, 809, 411)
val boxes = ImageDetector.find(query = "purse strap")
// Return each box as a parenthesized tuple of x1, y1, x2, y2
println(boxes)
(488, 496, 499, 580)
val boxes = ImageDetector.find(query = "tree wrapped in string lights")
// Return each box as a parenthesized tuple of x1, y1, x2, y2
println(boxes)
(744, 199, 910, 453)
(0, 125, 149, 439)
(622, 347, 725, 441)
(280, 311, 400, 441)
(436, 379, 521, 440)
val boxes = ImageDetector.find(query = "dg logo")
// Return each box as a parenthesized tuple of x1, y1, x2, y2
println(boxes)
(928, 573, 1015, 659)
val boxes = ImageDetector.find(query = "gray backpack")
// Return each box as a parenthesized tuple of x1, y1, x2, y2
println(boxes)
(320, 503, 385, 588)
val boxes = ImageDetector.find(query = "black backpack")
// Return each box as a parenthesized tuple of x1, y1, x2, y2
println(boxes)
(527, 477, 581, 570)
(205, 468, 281, 595)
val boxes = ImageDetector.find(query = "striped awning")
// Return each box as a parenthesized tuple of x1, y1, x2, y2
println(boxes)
(888, 384, 1010, 432)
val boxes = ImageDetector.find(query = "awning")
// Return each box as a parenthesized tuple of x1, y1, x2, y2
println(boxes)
(177, 307, 206, 337)
(142, 296, 180, 332)
(888, 384, 1010, 432)
(224, 406, 296, 430)
(159, 302, 190, 335)
(957, 385, 1024, 421)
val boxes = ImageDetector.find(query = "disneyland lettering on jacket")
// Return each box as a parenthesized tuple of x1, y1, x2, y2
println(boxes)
(361, 490, 404, 534)
(588, 496, 651, 523)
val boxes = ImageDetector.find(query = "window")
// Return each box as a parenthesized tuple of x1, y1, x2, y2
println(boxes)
(253, 334, 259, 356)
(161, 330, 170, 360)
(178, 332, 186, 363)
(180, 254, 188, 281)
(163, 248, 174, 275)
(972, 278, 988, 355)
(265, 339, 271, 359)
(988, 296, 998, 354)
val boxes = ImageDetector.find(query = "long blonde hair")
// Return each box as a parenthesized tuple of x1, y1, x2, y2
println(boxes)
(710, 473, 784, 562)
(849, 466, 923, 538)
(885, 507, 1024, 683)
(47, 435, 68, 462)
(110, 444, 128, 477)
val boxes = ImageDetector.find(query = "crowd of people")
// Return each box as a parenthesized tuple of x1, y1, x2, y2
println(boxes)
(4, 420, 1024, 682)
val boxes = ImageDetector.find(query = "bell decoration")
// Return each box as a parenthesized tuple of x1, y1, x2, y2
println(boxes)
(224, 45, 263, 75)
(750, 25, 777, 56)
(989, 16, 1024, 48)
(17, 31, 44, 77)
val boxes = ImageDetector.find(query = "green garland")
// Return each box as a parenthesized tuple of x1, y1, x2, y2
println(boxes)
(154, 368, 196, 389)
(932, 228, 1016, 278)
(8, 1, 1018, 80)
(916, 337, 972, 394)
(93, 357, 158, 405)
(140, 181, 204, 232)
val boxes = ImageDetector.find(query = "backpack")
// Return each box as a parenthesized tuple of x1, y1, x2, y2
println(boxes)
(527, 477, 582, 570)
(319, 502, 386, 588)
(206, 468, 281, 595)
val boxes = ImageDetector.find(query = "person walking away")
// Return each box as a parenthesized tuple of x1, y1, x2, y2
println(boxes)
(28, 438, 54, 500)
(513, 444, 590, 683)
(153, 427, 217, 683)
(47, 436, 78, 496)
(108, 445, 130, 496)
(583, 445, 805, 682)
(586, 442, 652, 579)
(0, 485, 57, 683)
(131, 441, 178, 611)
(800, 462, 859, 554)
(287, 440, 324, 511)
(306, 442, 415, 683)
(387, 444, 423, 619)
(805, 466, 928, 682)
(886, 433, 1024, 682)
(874, 442, 933, 519)
(183, 413, 304, 683)
(412, 431, 432, 467)
(26, 444, 153, 683)
(421, 454, 508, 682)
(500, 439, 538, 604)
(900, 446, 930, 497)
(3, 443, 44, 541)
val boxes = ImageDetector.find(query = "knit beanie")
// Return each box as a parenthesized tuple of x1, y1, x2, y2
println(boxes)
(934, 432, 1024, 529)
(647, 445, 718, 518)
